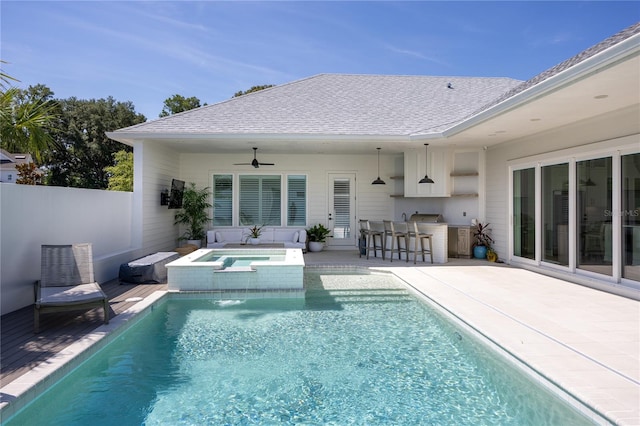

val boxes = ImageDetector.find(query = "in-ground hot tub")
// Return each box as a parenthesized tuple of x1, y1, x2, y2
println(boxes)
(166, 248, 305, 291)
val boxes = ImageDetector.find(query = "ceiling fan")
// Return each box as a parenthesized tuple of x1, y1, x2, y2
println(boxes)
(234, 147, 274, 168)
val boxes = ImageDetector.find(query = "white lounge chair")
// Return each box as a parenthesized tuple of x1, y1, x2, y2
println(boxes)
(34, 243, 109, 333)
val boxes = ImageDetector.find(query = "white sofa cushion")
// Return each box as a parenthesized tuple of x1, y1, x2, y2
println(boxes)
(206, 227, 306, 249)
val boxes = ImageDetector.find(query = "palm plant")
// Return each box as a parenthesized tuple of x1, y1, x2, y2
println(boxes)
(0, 84, 59, 162)
(174, 183, 212, 241)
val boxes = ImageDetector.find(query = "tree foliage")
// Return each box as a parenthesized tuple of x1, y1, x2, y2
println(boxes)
(0, 83, 59, 162)
(104, 150, 133, 191)
(233, 85, 275, 98)
(159, 94, 203, 117)
(15, 162, 41, 185)
(43, 96, 145, 189)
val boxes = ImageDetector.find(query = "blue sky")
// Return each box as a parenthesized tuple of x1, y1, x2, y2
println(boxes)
(2, 1, 638, 121)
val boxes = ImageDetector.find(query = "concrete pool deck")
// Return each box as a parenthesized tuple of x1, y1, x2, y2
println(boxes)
(1, 250, 638, 424)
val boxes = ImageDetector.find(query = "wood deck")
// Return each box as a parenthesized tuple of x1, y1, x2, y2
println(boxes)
(0, 279, 167, 387)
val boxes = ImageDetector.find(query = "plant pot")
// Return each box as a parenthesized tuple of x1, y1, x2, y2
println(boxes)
(186, 239, 202, 249)
(473, 245, 487, 259)
(249, 238, 260, 245)
(308, 241, 324, 252)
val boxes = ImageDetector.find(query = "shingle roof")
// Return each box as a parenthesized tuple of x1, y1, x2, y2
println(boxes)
(114, 74, 522, 137)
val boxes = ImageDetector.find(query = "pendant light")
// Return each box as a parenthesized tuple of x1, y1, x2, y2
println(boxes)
(419, 143, 434, 184)
(371, 147, 386, 185)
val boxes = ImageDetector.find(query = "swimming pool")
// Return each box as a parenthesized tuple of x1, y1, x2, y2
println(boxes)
(4, 272, 596, 425)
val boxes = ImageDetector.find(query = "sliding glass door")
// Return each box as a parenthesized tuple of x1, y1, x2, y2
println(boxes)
(513, 168, 536, 260)
(542, 163, 569, 266)
(576, 158, 612, 276)
(622, 153, 640, 281)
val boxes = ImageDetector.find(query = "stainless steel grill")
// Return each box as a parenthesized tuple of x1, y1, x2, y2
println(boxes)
(409, 213, 444, 223)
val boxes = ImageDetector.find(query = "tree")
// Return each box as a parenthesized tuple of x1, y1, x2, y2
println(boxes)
(233, 84, 274, 98)
(0, 82, 59, 162)
(159, 94, 203, 117)
(43, 97, 145, 189)
(104, 150, 133, 191)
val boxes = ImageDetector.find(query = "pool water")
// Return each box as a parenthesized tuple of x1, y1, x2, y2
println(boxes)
(204, 255, 273, 268)
(5, 272, 593, 425)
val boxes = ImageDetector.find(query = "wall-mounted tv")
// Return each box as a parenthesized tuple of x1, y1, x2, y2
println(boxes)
(168, 179, 185, 209)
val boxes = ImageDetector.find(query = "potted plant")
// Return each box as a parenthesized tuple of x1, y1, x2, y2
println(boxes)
(306, 223, 331, 252)
(246, 224, 264, 245)
(174, 183, 212, 248)
(472, 222, 495, 259)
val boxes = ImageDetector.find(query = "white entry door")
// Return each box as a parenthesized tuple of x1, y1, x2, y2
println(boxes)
(328, 173, 356, 248)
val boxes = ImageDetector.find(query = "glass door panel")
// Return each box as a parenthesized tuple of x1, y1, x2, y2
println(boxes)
(542, 164, 569, 265)
(328, 174, 355, 247)
(513, 168, 536, 259)
(622, 153, 640, 281)
(577, 158, 612, 275)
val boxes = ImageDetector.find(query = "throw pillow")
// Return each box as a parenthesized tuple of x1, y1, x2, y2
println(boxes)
(298, 229, 307, 243)
(215, 231, 224, 243)
(292, 231, 299, 243)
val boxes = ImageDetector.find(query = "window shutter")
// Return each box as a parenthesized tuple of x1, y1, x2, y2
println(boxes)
(213, 174, 232, 226)
(287, 175, 306, 226)
(239, 175, 281, 225)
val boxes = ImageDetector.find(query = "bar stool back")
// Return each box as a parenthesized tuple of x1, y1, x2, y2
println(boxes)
(383, 220, 408, 262)
(407, 221, 434, 264)
(359, 220, 384, 259)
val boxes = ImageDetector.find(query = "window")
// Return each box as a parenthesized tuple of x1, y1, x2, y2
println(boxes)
(214, 173, 306, 227)
(239, 175, 281, 226)
(287, 175, 306, 226)
(213, 175, 233, 226)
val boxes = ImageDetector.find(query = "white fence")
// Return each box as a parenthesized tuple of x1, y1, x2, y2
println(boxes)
(0, 184, 136, 315)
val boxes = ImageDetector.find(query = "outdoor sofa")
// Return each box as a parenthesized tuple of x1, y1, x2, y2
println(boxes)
(206, 227, 307, 250)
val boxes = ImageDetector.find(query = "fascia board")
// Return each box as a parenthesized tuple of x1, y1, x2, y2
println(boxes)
(106, 132, 411, 144)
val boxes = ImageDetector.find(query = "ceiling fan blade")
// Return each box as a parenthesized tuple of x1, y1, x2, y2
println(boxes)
(234, 148, 274, 167)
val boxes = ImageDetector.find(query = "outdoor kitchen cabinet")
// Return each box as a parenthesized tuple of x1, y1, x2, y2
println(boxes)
(403, 148, 452, 197)
(448, 225, 474, 258)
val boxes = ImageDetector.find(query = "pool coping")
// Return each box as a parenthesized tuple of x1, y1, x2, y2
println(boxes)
(1, 266, 636, 424)
(0, 291, 168, 421)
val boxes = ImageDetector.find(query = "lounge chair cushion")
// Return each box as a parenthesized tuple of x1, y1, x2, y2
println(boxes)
(37, 283, 107, 307)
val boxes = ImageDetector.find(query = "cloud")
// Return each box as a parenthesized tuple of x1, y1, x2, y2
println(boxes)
(383, 43, 450, 67)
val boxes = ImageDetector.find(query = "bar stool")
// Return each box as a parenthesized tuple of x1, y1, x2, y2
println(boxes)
(359, 219, 385, 259)
(406, 221, 433, 264)
(383, 220, 408, 262)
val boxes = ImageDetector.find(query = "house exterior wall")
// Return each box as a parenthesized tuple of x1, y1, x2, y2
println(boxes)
(485, 105, 640, 296)
(136, 142, 181, 255)
(0, 169, 17, 183)
(177, 151, 398, 239)
(0, 184, 134, 315)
